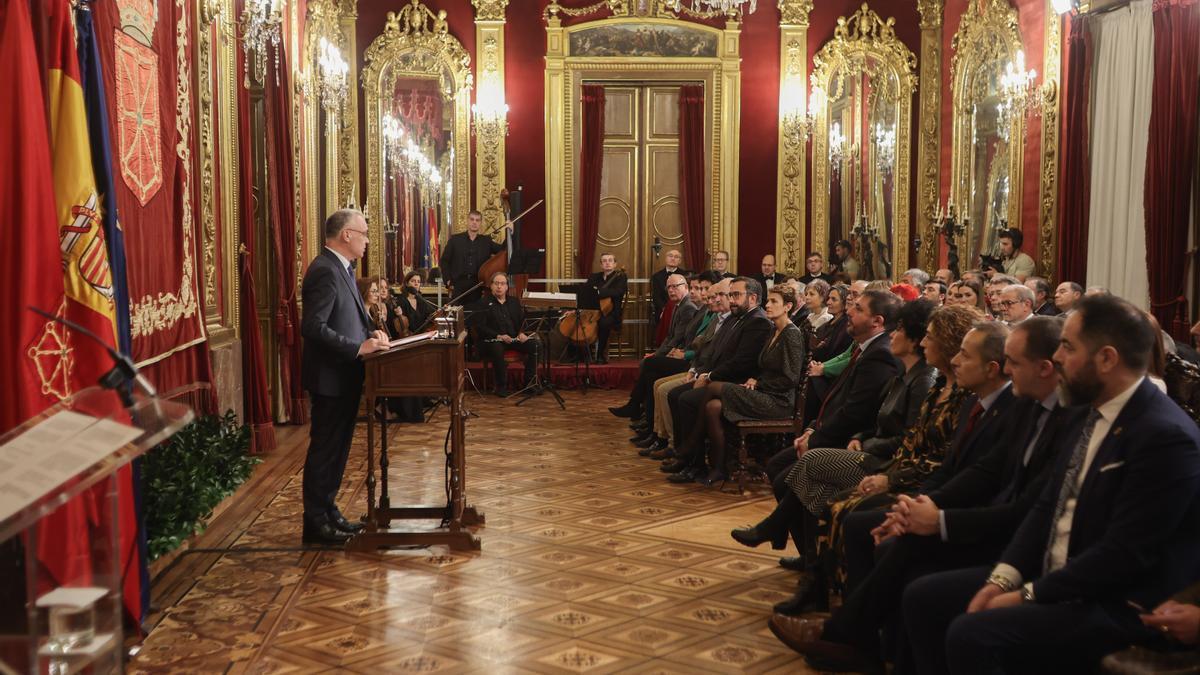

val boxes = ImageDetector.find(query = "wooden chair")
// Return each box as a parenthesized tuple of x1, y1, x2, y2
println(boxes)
(724, 351, 812, 495)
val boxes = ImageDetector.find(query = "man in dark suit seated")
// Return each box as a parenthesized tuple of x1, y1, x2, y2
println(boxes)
(299, 209, 391, 545)
(663, 277, 771, 484)
(902, 295, 1200, 675)
(752, 254, 787, 294)
(771, 318, 1080, 671)
(710, 250, 736, 279)
(1026, 277, 1060, 316)
(589, 253, 627, 363)
(649, 249, 687, 343)
(799, 252, 834, 285)
(469, 272, 539, 397)
(609, 272, 698, 420)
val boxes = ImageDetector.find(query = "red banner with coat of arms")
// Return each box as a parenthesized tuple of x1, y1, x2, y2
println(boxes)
(92, 0, 205, 366)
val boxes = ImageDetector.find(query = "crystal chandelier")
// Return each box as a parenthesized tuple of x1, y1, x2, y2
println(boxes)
(239, 0, 285, 85)
(829, 122, 847, 172)
(1000, 50, 1044, 119)
(669, 0, 757, 17)
(873, 123, 895, 176)
(316, 37, 349, 116)
(471, 80, 509, 137)
(382, 114, 445, 199)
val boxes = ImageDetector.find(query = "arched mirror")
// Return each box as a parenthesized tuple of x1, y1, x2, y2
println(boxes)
(363, 0, 471, 280)
(949, 0, 1025, 266)
(811, 4, 915, 281)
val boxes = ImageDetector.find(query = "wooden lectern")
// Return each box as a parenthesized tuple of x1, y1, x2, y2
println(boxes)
(347, 327, 484, 551)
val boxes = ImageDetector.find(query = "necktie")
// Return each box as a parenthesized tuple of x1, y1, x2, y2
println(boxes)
(1043, 408, 1103, 573)
(815, 345, 862, 427)
(961, 401, 985, 440)
(992, 406, 1052, 505)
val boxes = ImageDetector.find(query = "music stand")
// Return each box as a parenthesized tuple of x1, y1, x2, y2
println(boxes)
(511, 313, 566, 409)
(562, 283, 600, 392)
(508, 248, 544, 277)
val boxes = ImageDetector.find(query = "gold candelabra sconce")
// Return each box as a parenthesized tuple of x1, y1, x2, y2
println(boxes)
(316, 36, 349, 118)
(239, 0, 285, 86)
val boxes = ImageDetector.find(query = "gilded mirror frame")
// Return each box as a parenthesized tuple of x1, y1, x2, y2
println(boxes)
(810, 4, 916, 275)
(362, 0, 472, 278)
(949, 0, 1024, 260)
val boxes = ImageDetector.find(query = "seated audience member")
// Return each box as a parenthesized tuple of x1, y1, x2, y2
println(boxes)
(923, 280, 947, 306)
(803, 279, 833, 334)
(890, 283, 921, 303)
(664, 277, 772, 483)
(997, 228, 1036, 281)
(935, 268, 956, 286)
(900, 268, 930, 288)
(804, 280, 867, 385)
(770, 317, 1080, 672)
(786, 278, 808, 326)
(961, 270, 987, 288)
(948, 279, 988, 313)
(999, 284, 1035, 325)
(711, 249, 736, 279)
(610, 272, 698, 420)
(985, 276, 1018, 318)
(813, 284, 853, 363)
(734, 300, 938, 561)
(469, 272, 539, 397)
(902, 295, 1200, 675)
(800, 252, 834, 285)
(645, 278, 731, 456)
(1025, 277, 1059, 316)
(1055, 281, 1083, 315)
(864, 279, 892, 293)
(649, 248, 687, 340)
(753, 254, 787, 291)
(677, 285, 806, 485)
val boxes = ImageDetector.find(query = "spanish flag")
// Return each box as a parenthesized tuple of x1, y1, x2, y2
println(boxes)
(44, 0, 142, 625)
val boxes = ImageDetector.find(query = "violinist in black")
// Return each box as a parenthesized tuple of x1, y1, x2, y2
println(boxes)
(397, 270, 433, 333)
(469, 272, 539, 397)
(438, 210, 511, 305)
(589, 253, 628, 363)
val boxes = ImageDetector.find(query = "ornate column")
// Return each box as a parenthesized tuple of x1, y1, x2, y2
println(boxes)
(718, 18, 742, 266)
(775, 0, 813, 275)
(916, 0, 943, 270)
(337, 0, 359, 208)
(472, 0, 510, 233)
(543, 9, 566, 279)
(1038, 1, 1063, 280)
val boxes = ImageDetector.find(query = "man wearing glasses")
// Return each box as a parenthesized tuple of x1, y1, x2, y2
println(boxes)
(1000, 284, 1035, 326)
(300, 209, 391, 545)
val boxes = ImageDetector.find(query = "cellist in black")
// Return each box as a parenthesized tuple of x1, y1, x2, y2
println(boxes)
(590, 253, 628, 363)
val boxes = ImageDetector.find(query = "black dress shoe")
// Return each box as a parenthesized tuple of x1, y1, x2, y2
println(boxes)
(609, 404, 639, 418)
(778, 556, 805, 571)
(698, 469, 727, 487)
(633, 433, 660, 449)
(331, 512, 365, 533)
(660, 458, 688, 473)
(774, 574, 828, 615)
(302, 520, 352, 545)
(629, 418, 649, 431)
(730, 525, 786, 549)
(638, 438, 667, 455)
(667, 467, 698, 483)
(649, 447, 675, 460)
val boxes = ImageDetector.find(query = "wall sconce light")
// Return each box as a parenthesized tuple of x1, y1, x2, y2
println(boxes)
(1052, 0, 1075, 14)
(316, 36, 349, 117)
(874, 123, 895, 176)
(239, 0, 285, 85)
(471, 80, 509, 137)
(1000, 50, 1050, 121)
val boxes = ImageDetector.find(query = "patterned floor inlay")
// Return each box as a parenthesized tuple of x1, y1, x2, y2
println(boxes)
(132, 389, 822, 673)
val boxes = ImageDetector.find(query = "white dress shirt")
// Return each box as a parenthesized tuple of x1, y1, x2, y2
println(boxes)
(325, 246, 352, 274)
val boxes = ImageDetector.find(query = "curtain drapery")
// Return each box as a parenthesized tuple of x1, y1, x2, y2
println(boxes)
(235, 3, 276, 453)
(577, 84, 605, 276)
(678, 84, 706, 273)
(1144, 0, 1199, 338)
(1057, 14, 1093, 285)
(1085, 0, 1155, 305)
(265, 40, 306, 424)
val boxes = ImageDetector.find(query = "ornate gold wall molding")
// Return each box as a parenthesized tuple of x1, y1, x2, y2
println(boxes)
(543, 12, 741, 279)
(1038, 1, 1062, 280)
(916, 0, 943, 270)
(300, 0, 344, 266)
(196, 0, 221, 328)
(473, 0, 509, 234)
(338, 0, 359, 209)
(775, 0, 813, 275)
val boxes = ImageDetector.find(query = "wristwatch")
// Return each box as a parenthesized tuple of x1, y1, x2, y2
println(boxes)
(1020, 582, 1036, 603)
(985, 574, 1015, 593)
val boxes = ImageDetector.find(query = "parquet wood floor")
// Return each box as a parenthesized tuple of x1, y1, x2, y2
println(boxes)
(132, 389, 822, 674)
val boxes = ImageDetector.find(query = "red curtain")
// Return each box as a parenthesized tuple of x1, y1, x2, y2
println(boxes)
(235, 6, 275, 453)
(577, 84, 605, 275)
(679, 85, 706, 273)
(264, 40, 306, 424)
(1056, 14, 1094, 285)
(1145, 0, 1200, 338)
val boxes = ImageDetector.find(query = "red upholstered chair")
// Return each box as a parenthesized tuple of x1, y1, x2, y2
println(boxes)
(470, 326, 524, 394)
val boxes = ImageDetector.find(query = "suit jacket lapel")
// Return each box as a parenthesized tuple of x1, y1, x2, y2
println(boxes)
(325, 249, 371, 325)
(1076, 380, 1155, 503)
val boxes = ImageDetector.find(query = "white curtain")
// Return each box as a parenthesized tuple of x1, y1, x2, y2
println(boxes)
(1085, 0, 1154, 306)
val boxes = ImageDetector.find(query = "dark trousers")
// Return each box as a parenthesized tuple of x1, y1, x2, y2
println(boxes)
(631, 355, 689, 422)
(480, 338, 540, 392)
(597, 312, 620, 356)
(669, 383, 708, 465)
(901, 566, 1153, 675)
(303, 390, 362, 524)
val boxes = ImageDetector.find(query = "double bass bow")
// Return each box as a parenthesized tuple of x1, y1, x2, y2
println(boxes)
(476, 193, 544, 299)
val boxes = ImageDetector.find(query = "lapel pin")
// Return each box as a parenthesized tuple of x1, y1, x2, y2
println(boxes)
(1112, 427, 1123, 436)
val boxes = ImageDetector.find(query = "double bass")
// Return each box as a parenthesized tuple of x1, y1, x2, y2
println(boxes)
(476, 190, 542, 299)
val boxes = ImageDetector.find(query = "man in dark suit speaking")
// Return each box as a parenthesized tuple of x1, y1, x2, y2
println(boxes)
(300, 209, 390, 545)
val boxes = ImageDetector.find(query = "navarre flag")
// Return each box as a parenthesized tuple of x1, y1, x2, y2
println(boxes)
(45, 0, 142, 624)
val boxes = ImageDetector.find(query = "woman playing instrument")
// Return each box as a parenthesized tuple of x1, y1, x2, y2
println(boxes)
(397, 270, 431, 333)
(674, 285, 806, 486)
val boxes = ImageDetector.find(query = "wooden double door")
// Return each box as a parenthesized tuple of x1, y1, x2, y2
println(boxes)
(588, 83, 690, 354)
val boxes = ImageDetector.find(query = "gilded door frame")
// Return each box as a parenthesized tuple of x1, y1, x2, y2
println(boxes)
(544, 13, 741, 279)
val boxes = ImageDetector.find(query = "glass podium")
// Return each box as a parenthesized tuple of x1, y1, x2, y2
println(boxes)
(0, 386, 193, 674)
